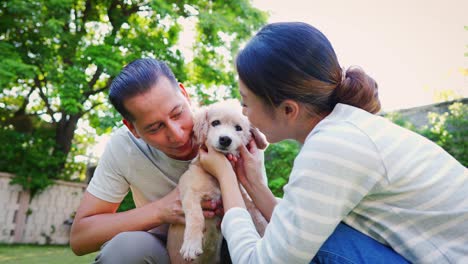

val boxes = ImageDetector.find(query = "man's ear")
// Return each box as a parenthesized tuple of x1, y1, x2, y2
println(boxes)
(250, 127, 269, 150)
(179, 83, 190, 103)
(192, 106, 209, 144)
(123, 119, 141, 139)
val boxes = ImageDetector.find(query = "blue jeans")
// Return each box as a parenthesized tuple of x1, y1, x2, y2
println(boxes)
(311, 223, 409, 264)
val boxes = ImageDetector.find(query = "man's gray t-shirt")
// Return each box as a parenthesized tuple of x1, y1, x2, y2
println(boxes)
(87, 126, 192, 208)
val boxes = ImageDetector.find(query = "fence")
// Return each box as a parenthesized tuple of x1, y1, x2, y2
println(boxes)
(0, 172, 86, 245)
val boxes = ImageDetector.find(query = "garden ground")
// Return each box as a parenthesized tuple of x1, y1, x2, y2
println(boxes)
(0, 244, 97, 264)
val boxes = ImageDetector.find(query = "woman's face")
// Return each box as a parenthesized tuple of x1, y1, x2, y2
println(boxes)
(238, 80, 288, 143)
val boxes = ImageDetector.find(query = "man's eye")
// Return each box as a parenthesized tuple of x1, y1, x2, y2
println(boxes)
(173, 111, 182, 118)
(149, 124, 163, 133)
(211, 120, 220, 126)
(149, 128, 160, 133)
(235, 125, 242, 131)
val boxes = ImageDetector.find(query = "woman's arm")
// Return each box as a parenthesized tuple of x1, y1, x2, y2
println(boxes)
(243, 180, 277, 221)
(200, 124, 384, 263)
(233, 141, 277, 221)
(199, 145, 246, 211)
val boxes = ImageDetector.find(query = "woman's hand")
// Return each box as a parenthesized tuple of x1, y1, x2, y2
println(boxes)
(231, 139, 265, 193)
(230, 139, 277, 221)
(199, 145, 235, 183)
(199, 145, 246, 211)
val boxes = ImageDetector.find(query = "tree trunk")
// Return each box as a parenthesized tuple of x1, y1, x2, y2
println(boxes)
(55, 113, 81, 169)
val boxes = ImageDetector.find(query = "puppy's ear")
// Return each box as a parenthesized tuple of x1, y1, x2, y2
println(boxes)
(250, 127, 268, 150)
(192, 106, 209, 144)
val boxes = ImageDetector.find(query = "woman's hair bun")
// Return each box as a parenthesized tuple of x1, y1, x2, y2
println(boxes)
(334, 67, 381, 114)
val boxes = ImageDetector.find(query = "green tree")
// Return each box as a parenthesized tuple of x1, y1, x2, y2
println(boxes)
(0, 0, 266, 194)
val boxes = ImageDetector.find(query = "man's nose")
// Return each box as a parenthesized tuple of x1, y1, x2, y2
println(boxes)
(167, 122, 184, 143)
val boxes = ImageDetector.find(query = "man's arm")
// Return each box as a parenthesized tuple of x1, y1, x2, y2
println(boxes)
(70, 188, 184, 256)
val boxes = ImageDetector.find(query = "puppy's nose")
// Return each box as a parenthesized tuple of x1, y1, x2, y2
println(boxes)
(219, 136, 232, 147)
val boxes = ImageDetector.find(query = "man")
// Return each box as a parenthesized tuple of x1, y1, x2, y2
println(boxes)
(70, 58, 224, 263)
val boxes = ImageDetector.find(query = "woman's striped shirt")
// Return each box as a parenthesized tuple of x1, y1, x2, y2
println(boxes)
(221, 103, 468, 263)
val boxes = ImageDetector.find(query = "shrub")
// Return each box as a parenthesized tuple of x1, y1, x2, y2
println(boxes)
(117, 191, 136, 212)
(386, 102, 467, 166)
(264, 140, 301, 197)
(418, 102, 467, 166)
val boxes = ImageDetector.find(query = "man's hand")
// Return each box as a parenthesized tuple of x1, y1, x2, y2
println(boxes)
(154, 187, 185, 225)
(157, 187, 224, 224)
(201, 199, 224, 219)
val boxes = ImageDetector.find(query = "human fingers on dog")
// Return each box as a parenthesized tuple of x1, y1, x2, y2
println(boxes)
(239, 141, 254, 158)
(246, 139, 259, 154)
(226, 153, 237, 169)
(203, 210, 215, 218)
(201, 199, 223, 218)
(234, 157, 249, 188)
(227, 153, 238, 163)
(201, 199, 218, 210)
(199, 145, 231, 179)
(158, 187, 185, 224)
(237, 141, 265, 192)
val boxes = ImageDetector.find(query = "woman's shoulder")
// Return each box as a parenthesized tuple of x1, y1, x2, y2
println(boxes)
(314, 103, 409, 140)
(308, 104, 378, 140)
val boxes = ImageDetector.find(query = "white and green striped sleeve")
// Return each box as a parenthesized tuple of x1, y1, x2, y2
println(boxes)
(222, 121, 387, 263)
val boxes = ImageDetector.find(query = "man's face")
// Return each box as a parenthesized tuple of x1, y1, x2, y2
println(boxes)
(123, 77, 197, 160)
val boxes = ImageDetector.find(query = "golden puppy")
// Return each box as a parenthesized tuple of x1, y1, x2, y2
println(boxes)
(167, 99, 268, 263)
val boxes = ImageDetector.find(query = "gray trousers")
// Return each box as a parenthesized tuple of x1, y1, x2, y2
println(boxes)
(93, 231, 170, 264)
(93, 231, 231, 264)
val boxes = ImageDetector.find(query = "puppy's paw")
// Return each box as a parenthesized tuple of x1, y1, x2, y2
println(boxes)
(180, 238, 203, 261)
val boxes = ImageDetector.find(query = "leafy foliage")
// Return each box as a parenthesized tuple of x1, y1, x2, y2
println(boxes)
(416, 103, 467, 166)
(386, 102, 467, 166)
(0, 126, 60, 197)
(117, 191, 136, 212)
(0, 0, 267, 194)
(264, 140, 301, 197)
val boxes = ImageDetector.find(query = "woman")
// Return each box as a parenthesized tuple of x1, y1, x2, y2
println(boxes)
(199, 22, 468, 263)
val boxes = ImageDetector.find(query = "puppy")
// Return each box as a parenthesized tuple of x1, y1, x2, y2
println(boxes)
(167, 99, 268, 264)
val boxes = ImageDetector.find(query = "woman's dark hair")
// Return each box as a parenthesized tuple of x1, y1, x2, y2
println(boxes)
(109, 58, 178, 121)
(236, 22, 380, 114)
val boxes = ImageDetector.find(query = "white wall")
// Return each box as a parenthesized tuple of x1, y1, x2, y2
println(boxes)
(0, 172, 86, 245)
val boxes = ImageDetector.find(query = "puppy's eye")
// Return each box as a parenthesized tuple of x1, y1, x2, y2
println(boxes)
(235, 125, 242, 131)
(211, 120, 220, 127)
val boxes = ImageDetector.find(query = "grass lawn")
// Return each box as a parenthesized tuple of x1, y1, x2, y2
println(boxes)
(0, 244, 98, 264)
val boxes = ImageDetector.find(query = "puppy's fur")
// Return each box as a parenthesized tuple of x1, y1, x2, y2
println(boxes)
(167, 99, 268, 264)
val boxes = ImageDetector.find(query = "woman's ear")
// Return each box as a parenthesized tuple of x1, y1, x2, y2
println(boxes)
(280, 99, 300, 121)
(192, 106, 209, 144)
